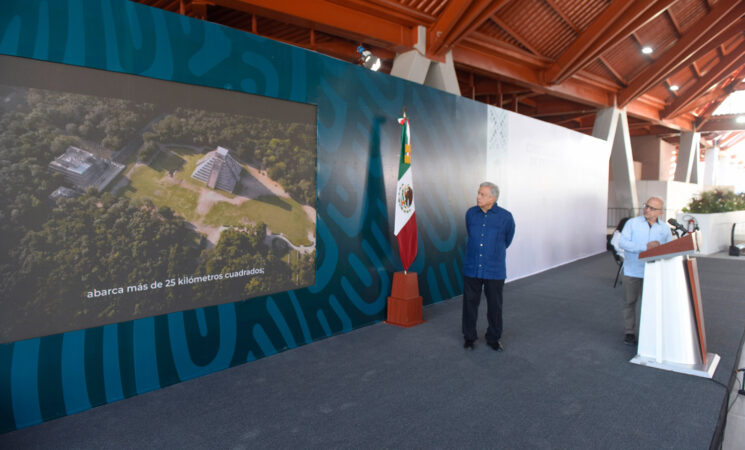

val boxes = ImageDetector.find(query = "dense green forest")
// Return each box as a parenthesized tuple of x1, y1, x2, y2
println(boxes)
(144, 108, 316, 206)
(0, 87, 155, 274)
(24, 88, 157, 151)
(3, 190, 311, 338)
(13, 193, 202, 317)
(192, 225, 314, 302)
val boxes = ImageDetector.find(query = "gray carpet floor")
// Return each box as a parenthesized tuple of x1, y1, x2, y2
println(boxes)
(2, 253, 744, 449)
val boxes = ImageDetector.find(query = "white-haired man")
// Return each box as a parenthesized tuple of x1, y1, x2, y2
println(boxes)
(462, 182, 515, 351)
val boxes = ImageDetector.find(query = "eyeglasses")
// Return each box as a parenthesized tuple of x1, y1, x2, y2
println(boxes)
(643, 204, 662, 211)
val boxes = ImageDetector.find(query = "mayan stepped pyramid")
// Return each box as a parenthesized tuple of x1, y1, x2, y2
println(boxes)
(191, 146, 242, 192)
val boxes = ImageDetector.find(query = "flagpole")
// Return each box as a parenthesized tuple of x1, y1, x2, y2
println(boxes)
(386, 106, 423, 327)
(401, 106, 407, 276)
(403, 107, 405, 277)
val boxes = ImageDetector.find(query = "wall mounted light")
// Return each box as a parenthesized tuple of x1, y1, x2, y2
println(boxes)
(357, 46, 381, 71)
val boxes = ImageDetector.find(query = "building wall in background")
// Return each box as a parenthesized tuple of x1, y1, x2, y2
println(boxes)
(660, 139, 675, 181)
(630, 135, 660, 181)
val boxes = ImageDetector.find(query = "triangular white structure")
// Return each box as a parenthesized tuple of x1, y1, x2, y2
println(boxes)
(191, 146, 242, 192)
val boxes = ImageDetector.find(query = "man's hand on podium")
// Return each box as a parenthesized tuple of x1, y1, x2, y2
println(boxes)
(646, 240, 661, 250)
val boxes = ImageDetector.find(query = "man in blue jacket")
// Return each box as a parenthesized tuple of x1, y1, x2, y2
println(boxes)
(462, 182, 515, 351)
(617, 196, 673, 345)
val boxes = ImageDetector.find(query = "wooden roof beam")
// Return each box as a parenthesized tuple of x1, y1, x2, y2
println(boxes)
(533, 98, 595, 116)
(210, 0, 417, 50)
(490, 16, 541, 56)
(599, 3, 683, 65)
(454, 36, 695, 130)
(598, 55, 627, 85)
(666, 8, 681, 37)
(719, 131, 745, 148)
(545, 0, 634, 84)
(428, 0, 509, 58)
(545, 0, 580, 32)
(535, 109, 597, 120)
(545, 0, 674, 85)
(472, 81, 533, 96)
(695, 75, 744, 128)
(427, 0, 475, 58)
(669, 21, 745, 77)
(553, 113, 595, 127)
(662, 42, 745, 119)
(326, 0, 433, 26)
(691, 86, 731, 115)
(625, 98, 694, 131)
(454, 42, 606, 104)
(462, 32, 552, 68)
(617, 0, 745, 107)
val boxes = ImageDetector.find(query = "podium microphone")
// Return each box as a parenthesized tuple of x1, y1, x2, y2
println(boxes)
(668, 218, 688, 236)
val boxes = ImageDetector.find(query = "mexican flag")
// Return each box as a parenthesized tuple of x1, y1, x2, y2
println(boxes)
(394, 114, 417, 271)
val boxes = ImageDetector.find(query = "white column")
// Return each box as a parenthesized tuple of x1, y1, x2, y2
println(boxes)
(674, 131, 700, 183)
(390, 27, 460, 96)
(390, 50, 431, 84)
(591, 107, 618, 143)
(423, 50, 461, 96)
(391, 26, 430, 84)
(703, 143, 719, 186)
(593, 107, 638, 211)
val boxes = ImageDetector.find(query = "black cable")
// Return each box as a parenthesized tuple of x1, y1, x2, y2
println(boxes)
(711, 378, 729, 390)
(723, 368, 745, 414)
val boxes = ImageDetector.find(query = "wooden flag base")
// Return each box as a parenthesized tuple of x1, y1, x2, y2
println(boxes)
(385, 271, 424, 327)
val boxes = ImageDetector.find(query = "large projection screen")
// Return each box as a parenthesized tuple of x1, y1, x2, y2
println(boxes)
(0, 56, 317, 343)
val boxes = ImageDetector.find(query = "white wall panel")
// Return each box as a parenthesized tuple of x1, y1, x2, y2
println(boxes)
(486, 106, 610, 281)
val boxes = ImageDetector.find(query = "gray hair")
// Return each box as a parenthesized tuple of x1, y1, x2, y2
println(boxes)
(480, 181, 499, 200)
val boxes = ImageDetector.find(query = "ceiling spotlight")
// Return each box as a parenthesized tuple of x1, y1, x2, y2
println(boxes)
(641, 46, 653, 55)
(357, 46, 381, 71)
(669, 85, 679, 91)
(736, 115, 745, 124)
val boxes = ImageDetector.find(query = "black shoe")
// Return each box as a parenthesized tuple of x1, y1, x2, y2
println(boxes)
(463, 339, 475, 349)
(487, 340, 504, 352)
(624, 334, 637, 345)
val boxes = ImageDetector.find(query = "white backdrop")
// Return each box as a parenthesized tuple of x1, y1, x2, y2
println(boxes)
(485, 106, 610, 281)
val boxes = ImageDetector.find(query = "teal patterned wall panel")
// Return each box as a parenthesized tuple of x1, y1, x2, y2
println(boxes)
(0, 0, 486, 432)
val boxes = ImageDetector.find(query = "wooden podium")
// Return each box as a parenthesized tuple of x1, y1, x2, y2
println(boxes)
(630, 232, 720, 378)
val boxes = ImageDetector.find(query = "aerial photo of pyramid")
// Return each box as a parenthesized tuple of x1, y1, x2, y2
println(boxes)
(191, 146, 242, 192)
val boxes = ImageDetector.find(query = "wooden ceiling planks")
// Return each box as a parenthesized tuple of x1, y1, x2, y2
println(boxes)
(131, 0, 745, 142)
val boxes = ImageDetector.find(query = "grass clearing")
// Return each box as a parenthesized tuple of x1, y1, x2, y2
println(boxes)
(204, 195, 313, 246)
(124, 155, 200, 222)
(123, 147, 311, 245)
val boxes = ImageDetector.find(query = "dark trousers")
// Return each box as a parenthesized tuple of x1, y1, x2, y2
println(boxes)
(462, 276, 505, 343)
(621, 274, 643, 335)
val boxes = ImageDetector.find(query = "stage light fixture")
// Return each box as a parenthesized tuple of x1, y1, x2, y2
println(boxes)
(357, 46, 381, 71)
